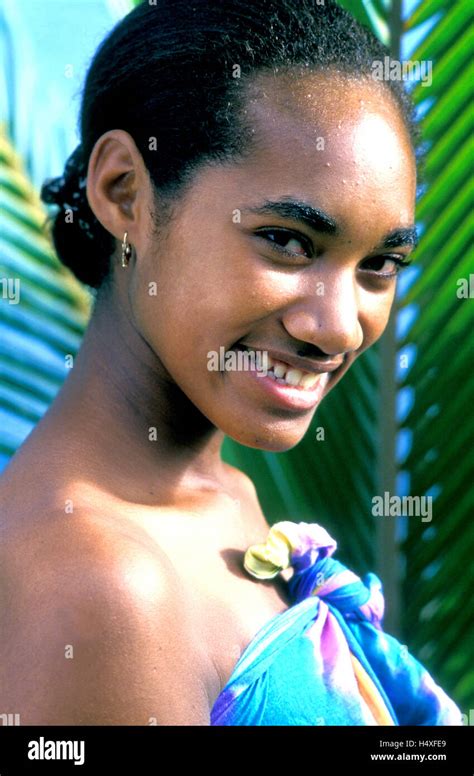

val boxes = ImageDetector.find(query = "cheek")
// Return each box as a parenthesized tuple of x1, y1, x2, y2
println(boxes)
(128, 242, 250, 381)
(133, 277, 209, 371)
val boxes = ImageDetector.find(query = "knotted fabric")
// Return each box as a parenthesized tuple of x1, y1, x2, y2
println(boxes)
(210, 521, 463, 726)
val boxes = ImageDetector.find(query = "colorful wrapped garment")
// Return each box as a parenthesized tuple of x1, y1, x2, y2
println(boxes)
(210, 520, 462, 726)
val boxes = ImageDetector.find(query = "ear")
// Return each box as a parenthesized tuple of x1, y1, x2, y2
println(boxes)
(86, 129, 151, 250)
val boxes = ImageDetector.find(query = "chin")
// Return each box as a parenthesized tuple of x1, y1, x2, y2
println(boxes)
(222, 414, 312, 452)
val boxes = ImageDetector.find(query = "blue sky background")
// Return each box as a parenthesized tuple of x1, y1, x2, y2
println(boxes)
(1, 0, 126, 188)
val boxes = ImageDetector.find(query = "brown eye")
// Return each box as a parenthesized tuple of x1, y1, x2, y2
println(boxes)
(361, 255, 412, 277)
(256, 229, 313, 258)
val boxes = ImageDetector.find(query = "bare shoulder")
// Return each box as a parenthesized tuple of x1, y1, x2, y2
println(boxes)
(0, 504, 213, 725)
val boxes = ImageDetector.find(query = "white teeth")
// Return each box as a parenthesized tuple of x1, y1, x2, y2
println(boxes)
(299, 372, 321, 389)
(263, 357, 327, 390)
(239, 347, 328, 390)
(284, 368, 304, 386)
(264, 354, 274, 369)
(273, 364, 287, 379)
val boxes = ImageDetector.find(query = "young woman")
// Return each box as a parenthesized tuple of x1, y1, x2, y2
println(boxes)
(0, 0, 462, 725)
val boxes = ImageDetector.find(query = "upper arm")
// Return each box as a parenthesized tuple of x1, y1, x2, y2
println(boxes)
(1, 521, 212, 725)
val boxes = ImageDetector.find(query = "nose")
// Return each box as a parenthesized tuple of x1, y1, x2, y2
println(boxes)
(282, 271, 364, 357)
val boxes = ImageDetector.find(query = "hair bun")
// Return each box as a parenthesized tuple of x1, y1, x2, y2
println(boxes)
(40, 144, 114, 288)
(41, 145, 95, 241)
(41, 145, 86, 203)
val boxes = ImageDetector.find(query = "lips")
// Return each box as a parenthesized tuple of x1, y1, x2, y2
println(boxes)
(241, 359, 330, 410)
(228, 342, 350, 412)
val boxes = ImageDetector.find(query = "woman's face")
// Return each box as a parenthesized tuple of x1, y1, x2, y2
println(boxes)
(130, 72, 417, 451)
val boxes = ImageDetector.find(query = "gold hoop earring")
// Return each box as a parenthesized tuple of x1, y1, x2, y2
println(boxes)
(121, 231, 132, 267)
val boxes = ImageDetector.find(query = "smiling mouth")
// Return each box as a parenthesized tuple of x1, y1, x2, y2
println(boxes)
(232, 344, 340, 391)
(227, 344, 342, 412)
(259, 354, 327, 390)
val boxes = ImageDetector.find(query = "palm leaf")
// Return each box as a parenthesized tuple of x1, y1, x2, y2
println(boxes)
(0, 125, 92, 464)
(397, 0, 474, 711)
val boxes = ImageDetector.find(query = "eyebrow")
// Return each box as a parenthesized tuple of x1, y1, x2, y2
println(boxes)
(241, 197, 418, 250)
(381, 227, 418, 250)
(242, 198, 338, 235)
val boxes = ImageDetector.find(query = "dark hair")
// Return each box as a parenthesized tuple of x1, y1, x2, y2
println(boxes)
(41, 0, 419, 290)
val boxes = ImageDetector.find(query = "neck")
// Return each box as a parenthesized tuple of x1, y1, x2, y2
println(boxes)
(30, 282, 228, 504)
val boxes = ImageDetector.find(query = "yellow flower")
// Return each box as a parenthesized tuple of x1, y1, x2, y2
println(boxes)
(243, 521, 302, 579)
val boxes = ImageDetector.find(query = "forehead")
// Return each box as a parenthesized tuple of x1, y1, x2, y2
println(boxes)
(234, 70, 416, 234)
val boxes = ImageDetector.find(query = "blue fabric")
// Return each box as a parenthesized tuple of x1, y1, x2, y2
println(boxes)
(210, 521, 463, 726)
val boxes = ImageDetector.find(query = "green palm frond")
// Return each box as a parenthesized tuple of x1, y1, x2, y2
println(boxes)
(0, 124, 92, 463)
(397, 0, 474, 711)
(338, 0, 390, 44)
